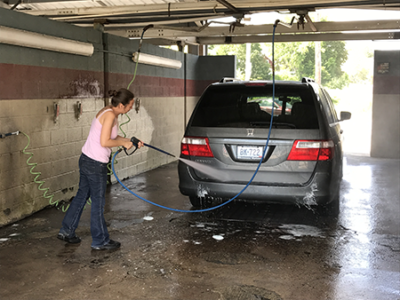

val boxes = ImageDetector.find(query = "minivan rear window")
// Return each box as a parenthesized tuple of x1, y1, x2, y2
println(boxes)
(191, 84, 319, 129)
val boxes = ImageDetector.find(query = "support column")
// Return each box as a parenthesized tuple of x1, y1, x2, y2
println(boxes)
(199, 45, 207, 56)
(371, 50, 400, 158)
(188, 44, 199, 55)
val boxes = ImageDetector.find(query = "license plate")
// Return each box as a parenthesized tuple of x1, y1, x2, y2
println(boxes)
(237, 146, 264, 160)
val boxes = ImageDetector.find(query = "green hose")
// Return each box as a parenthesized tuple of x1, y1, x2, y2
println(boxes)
(21, 131, 75, 212)
(106, 27, 150, 180)
(127, 52, 139, 90)
(107, 52, 138, 180)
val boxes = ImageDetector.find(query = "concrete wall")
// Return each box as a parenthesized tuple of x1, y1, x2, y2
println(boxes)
(371, 51, 400, 159)
(0, 8, 235, 226)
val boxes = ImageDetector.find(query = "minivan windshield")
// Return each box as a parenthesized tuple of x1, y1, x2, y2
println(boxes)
(191, 84, 319, 129)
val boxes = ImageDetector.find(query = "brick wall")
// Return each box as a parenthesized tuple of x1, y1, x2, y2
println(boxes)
(0, 98, 103, 224)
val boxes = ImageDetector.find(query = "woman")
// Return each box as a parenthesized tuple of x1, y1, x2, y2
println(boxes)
(58, 88, 143, 250)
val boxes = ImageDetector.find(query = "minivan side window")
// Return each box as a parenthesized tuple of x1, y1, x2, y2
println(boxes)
(320, 88, 339, 125)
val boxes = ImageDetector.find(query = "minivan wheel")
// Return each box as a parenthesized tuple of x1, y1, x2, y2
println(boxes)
(318, 194, 340, 217)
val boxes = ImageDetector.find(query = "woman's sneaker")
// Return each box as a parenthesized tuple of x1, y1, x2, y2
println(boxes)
(57, 233, 81, 244)
(91, 240, 121, 251)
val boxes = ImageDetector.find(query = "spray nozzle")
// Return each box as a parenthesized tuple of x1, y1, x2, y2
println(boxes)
(123, 136, 141, 156)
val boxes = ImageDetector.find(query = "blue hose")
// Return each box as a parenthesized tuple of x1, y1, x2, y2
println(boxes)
(111, 24, 278, 213)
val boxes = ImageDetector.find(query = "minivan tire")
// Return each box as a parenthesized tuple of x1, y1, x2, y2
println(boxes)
(318, 193, 340, 217)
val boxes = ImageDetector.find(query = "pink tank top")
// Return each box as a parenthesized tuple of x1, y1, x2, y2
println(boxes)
(82, 109, 118, 163)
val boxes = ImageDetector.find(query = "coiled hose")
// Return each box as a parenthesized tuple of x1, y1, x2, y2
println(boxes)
(20, 131, 75, 212)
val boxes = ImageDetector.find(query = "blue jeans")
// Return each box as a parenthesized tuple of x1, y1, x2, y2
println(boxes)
(59, 153, 110, 247)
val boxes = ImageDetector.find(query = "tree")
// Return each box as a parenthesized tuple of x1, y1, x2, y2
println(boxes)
(272, 41, 349, 89)
(210, 43, 271, 80)
(209, 40, 349, 89)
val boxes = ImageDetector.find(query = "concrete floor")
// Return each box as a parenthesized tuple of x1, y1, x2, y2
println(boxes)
(0, 154, 399, 300)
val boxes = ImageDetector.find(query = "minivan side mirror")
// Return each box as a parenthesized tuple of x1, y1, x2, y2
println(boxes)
(340, 111, 351, 121)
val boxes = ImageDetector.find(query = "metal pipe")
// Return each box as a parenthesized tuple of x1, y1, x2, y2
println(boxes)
(274, 16, 297, 28)
(11, 0, 21, 10)
(305, 14, 318, 32)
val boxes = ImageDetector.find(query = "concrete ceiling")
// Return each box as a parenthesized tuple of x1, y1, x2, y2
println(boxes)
(3, 0, 400, 45)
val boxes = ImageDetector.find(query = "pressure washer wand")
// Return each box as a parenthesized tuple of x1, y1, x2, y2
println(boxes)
(122, 136, 176, 157)
(144, 143, 176, 157)
(0, 131, 19, 139)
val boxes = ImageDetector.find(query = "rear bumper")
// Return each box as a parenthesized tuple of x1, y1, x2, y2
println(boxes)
(178, 161, 338, 206)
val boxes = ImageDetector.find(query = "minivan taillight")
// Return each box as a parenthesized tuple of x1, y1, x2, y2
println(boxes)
(287, 140, 334, 161)
(181, 137, 214, 157)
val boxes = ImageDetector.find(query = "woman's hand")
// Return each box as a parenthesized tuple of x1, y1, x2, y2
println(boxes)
(123, 140, 134, 150)
(116, 136, 143, 150)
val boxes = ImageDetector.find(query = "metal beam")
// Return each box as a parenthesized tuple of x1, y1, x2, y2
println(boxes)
(197, 31, 400, 44)
(216, 0, 240, 13)
(105, 20, 400, 38)
(7, 0, 82, 3)
(21, 0, 400, 17)
(139, 38, 183, 46)
(108, 31, 199, 46)
(57, 11, 224, 22)
(68, 15, 227, 27)
(20, 1, 250, 16)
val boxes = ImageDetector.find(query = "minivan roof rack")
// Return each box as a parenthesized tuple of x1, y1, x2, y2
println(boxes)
(220, 77, 241, 83)
(302, 77, 315, 83)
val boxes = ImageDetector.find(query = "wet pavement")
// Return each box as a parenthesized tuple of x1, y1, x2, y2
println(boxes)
(0, 154, 399, 300)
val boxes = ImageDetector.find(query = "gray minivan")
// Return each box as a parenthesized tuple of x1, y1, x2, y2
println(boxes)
(178, 78, 351, 215)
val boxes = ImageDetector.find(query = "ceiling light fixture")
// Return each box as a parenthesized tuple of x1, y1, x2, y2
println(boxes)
(0, 26, 94, 56)
(132, 52, 182, 69)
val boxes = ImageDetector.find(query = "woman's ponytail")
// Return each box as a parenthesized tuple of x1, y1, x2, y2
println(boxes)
(109, 88, 134, 107)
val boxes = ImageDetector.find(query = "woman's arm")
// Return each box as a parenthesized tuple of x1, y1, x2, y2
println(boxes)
(100, 112, 133, 149)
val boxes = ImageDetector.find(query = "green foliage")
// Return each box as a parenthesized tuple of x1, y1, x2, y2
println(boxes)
(329, 95, 340, 105)
(251, 44, 272, 80)
(211, 43, 271, 80)
(350, 68, 372, 84)
(365, 48, 374, 58)
(273, 40, 349, 89)
(210, 40, 349, 89)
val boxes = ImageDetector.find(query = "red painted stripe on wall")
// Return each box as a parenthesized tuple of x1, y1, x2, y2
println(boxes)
(106, 72, 215, 98)
(108, 73, 184, 98)
(0, 63, 104, 100)
(0, 63, 216, 99)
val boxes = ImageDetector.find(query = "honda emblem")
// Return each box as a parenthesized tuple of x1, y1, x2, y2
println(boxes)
(247, 129, 254, 137)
